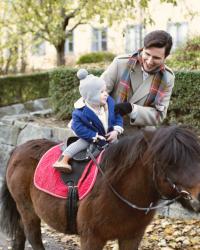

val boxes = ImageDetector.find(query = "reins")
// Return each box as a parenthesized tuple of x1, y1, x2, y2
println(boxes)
(88, 150, 192, 214)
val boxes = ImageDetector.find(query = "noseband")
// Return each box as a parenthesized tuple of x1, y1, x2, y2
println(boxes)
(152, 163, 192, 201)
(88, 151, 192, 214)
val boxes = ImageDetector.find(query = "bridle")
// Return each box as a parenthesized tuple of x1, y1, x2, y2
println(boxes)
(152, 162, 192, 202)
(88, 151, 192, 214)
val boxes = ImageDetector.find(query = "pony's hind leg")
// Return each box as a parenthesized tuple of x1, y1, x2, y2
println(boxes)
(12, 223, 26, 250)
(7, 184, 45, 249)
(17, 205, 45, 250)
(0, 180, 26, 250)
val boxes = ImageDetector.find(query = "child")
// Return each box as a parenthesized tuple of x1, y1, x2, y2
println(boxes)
(53, 69, 123, 173)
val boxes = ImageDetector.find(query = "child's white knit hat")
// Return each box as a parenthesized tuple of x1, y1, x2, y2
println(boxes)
(77, 69, 106, 105)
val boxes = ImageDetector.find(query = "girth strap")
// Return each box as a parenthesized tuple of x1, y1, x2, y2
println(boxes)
(66, 182, 78, 234)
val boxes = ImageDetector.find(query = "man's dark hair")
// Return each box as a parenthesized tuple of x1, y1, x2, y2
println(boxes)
(144, 30, 173, 57)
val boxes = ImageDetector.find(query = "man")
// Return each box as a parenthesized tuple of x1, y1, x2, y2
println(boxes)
(101, 30, 175, 134)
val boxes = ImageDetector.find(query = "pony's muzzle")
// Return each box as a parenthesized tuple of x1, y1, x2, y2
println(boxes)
(189, 198, 200, 212)
(180, 190, 192, 200)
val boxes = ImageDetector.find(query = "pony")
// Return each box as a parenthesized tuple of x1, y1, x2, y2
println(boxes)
(1, 125, 200, 250)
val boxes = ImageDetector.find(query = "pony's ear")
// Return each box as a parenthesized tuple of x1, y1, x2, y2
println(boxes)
(141, 127, 156, 144)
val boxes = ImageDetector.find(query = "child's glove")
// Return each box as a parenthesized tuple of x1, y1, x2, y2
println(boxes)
(114, 102, 132, 116)
(97, 135, 106, 141)
(94, 135, 107, 147)
(106, 130, 118, 143)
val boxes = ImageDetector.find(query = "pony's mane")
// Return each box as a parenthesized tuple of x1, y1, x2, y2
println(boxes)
(101, 125, 200, 186)
(145, 125, 200, 186)
(101, 131, 148, 181)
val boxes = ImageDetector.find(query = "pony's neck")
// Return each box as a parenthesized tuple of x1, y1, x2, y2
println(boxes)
(117, 162, 159, 207)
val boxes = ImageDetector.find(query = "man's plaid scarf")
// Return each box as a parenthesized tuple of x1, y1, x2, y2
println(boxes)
(116, 50, 169, 107)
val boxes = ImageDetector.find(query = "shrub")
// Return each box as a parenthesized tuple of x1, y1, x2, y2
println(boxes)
(166, 36, 200, 70)
(0, 72, 49, 106)
(77, 52, 115, 64)
(164, 71, 200, 129)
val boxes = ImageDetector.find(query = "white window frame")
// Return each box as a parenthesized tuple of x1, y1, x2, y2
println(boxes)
(91, 27, 107, 52)
(65, 31, 74, 54)
(167, 22, 188, 49)
(125, 24, 145, 53)
(32, 36, 46, 56)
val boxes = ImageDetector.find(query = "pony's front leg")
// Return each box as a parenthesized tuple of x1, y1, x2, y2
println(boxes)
(118, 233, 144, 250)
(118, 239, 140, 250)
(80, 236, 106, 250)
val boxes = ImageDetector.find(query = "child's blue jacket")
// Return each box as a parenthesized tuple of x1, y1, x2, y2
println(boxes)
(71, 96, 123, 142)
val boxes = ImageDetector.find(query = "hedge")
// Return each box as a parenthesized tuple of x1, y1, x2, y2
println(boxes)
(1, 68, 200, 129)
(0, 72, 49, 106)
(49, 67, 103, 119)
(164, 71, 200, 128)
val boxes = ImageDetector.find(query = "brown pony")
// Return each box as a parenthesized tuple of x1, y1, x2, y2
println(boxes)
(1, 125, 200, 250)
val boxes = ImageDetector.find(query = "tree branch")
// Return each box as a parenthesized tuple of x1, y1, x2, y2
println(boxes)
(66, 21, 86, 34)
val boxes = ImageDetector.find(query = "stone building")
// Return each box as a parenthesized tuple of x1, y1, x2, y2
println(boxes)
(28, 0, 200, 70)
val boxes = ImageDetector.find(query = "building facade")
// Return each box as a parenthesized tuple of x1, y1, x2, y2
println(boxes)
(28, 0, 200, 71)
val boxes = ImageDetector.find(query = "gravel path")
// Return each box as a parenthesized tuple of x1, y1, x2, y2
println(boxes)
(1, 215, 200, 250)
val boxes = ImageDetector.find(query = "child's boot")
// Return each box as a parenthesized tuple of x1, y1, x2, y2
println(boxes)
(53, 155, 72, 173)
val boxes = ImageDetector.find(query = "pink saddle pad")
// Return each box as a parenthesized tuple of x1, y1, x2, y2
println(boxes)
(34, 144, 103, 200)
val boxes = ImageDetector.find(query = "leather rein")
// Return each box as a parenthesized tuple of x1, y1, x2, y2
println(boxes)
(88, 151, 192, 214)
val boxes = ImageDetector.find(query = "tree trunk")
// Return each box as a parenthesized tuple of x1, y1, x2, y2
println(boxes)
(20, 40, 27, 73)
(56, 39, 66, 66)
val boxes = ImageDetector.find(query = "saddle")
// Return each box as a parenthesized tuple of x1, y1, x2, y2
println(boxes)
(60, 136, 104, 186)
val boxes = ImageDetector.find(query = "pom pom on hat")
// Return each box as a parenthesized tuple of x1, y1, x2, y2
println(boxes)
(77, 68, 88, 80)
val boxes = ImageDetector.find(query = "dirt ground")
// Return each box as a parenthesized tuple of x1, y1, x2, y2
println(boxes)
(1, 215, 200, 250)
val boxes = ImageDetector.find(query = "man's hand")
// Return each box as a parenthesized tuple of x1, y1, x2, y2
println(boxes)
(114, 102, 133, 116)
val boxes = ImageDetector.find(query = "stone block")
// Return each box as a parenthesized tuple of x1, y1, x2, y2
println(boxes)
(0, 143, 15, 177)
(51, 127, 74, 143)
(17, 123, 52, 145)
(0, 123, 20, 146)
(0, 103, 26, 118)
(24, 98, 50, 111)
(158, 202, 200, 219)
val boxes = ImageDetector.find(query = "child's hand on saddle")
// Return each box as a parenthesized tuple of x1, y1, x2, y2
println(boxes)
(106, 131, 118, 143)
(97, 135, 106, 141)
(95, 135, 107, 147)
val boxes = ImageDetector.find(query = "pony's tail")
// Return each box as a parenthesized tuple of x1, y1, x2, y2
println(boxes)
(0, 178, 21, 239)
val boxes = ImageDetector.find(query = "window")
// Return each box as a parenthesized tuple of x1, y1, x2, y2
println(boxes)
(92, 28, 107, 51)
(32, 35, 46, 56)
(125, 24, 145, 53)
(65, 31, 74, 54)
(167, 22, 188, 49)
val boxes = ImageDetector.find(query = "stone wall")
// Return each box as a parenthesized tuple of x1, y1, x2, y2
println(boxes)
(0, 98, 73, 181)
(0, 99, 199, 219)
